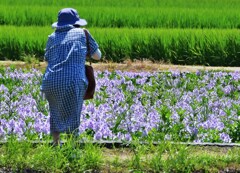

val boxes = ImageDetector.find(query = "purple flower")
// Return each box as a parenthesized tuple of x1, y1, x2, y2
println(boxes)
(196, 70, 201, 76)
(13, 125, 23, 135)
(0, 84, 9, 93)
(34, 124, 42, 133)
(124, 133, 132, 141)
(0, 126, 6, 137)
(94, 131, 102, 140)
(223, 85, 233, 95)
(9, 119, 15, 128)
(220, 133, 231, 143)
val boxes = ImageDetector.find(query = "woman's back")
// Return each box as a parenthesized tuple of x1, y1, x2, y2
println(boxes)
(42, 26, 89, 89)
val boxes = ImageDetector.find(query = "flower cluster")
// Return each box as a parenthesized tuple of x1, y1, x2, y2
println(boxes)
(0, 68, 239, 143)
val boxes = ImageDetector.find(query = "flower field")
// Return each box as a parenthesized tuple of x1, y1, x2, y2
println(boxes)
(1, 67, 239, 143)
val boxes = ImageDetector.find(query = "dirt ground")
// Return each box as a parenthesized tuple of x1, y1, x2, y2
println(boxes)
(1, 60, 240, 72)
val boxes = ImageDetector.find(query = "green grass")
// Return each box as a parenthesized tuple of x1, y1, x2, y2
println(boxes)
(0, 137, 239, 172)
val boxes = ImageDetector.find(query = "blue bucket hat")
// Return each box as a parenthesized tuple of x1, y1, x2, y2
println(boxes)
(52, 8, 87, 28)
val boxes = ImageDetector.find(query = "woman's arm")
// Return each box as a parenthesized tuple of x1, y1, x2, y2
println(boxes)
(83, 29, 101, 60)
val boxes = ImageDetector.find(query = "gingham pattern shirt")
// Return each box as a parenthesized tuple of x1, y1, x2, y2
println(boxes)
(41, 25, 99, 134)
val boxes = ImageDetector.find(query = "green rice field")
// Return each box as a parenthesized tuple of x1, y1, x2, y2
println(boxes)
(0, 0, 239, 65)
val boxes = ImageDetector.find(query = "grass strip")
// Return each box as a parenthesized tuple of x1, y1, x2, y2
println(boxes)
(0, 138, 239, 172)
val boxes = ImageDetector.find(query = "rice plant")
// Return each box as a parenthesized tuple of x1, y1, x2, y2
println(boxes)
(0, 26, 239, 66)
(0, 0, 239, 28)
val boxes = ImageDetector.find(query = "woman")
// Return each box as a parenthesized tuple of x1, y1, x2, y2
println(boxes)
(41, 8, 101, 145)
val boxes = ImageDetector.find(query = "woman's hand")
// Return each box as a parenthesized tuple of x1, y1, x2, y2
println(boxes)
(91, 49, 101, 60)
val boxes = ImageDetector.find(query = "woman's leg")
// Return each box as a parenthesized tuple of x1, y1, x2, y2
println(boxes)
(52, 132, 60, 146)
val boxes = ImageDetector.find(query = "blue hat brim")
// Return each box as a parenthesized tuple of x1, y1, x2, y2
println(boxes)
(52, 19, 87, 28)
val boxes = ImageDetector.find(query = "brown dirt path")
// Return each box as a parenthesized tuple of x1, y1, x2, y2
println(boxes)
(1, 60, 240, 72)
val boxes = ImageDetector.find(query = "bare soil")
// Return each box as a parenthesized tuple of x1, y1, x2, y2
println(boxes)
(1, 60, 240, 72)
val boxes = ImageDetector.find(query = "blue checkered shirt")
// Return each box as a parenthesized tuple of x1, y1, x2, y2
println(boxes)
(41, 25, 99, 134)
